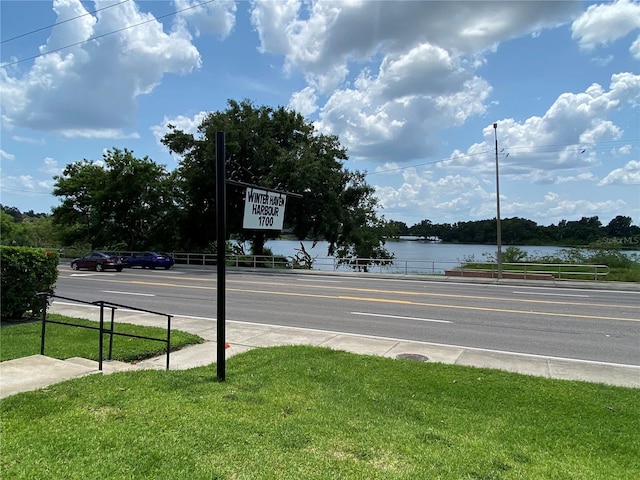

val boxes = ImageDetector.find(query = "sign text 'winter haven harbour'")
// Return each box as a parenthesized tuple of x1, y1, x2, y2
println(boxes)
(243, 188, 287, 230)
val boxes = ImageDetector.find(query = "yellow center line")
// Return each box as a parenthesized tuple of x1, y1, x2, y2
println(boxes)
(231, 289, 635, 322)
(147, 274, 638, 310)
(73, 276, 639, 323)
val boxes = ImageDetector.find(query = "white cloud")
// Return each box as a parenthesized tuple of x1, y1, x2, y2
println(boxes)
(507, 192, 627, 225)
(0, 149, 15, 161)
(251, 0, 301, 57)
(599, 160, 640, 185)
(11, 135, 45, 145)
(248, 2, 582, 165)
(314, 65, 492, 163)
(0, 0, 207, 137)
(618, 145, 633, 155)
(60, 129, 140, 139)
(440, 73, 640, 178)
(372, 69, 639, 225)
(591, 54, 614, 66)
(173, 0, 236, 38)
(571, 0, 640, 51)
(375, 168, 494, 223)
(251, 1, 576, 93)
(39, 157, 62, 176)
(150, 111, 210, 145)
(556, 172, 598, 183)
(374, 162, 402, 175)
(288, 87, 318, 117)
(631, 34, 640, 59)
(0, 175, 54, 193)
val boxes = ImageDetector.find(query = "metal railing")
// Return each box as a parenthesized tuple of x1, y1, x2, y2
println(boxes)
(170, 253, 461, 274)
(167, 253, 609, 279)
(38, 294, 173, 371)
(450, 262, 610, 280)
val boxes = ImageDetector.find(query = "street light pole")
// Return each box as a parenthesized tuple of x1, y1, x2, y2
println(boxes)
(493, 122, 503, 279)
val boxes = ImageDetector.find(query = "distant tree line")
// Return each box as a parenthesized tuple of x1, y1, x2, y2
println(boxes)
(3, 204, 638, 251)
(385, 215, 640, 246)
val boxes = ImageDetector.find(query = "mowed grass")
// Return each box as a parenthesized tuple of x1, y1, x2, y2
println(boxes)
(0, 314, 204, 362)
(1, 345, 638, 479)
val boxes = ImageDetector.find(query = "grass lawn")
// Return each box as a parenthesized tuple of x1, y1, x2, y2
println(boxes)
(1, 345, 638, 479)
(0, 314, 204, 362)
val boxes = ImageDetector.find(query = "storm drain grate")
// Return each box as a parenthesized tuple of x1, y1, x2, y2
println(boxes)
(396, 353, 429, 362)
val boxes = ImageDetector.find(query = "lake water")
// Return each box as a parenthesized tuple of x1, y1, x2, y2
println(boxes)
(264, 239, 617, 274)
(266, 240, 640, 274)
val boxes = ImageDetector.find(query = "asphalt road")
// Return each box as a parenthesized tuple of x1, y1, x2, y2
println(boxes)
(53, 265, 640, 367)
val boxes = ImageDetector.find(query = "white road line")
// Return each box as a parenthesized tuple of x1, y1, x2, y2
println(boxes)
(102, 291, 155, 297)
(512, 291, 589, 298)
(70, 273, 116, 277)
(298, 278, 342, 283)
(351, 312, 452, 324)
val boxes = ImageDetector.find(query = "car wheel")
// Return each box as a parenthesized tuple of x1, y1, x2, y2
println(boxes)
(71, 263, 79, 270)
(164, 266, 171, 269)
(116, 267, 123, 272)
(96, 263, 104, 272)
(149, 264, 156, 270)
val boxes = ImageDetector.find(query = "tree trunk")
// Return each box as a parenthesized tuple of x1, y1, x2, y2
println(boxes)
(252, 232, 266, 256)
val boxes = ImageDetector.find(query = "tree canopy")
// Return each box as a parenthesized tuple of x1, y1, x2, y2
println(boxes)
(52, 148, 176, 250)
(162, 99, 391, 260)
(49, 100, 392, 263)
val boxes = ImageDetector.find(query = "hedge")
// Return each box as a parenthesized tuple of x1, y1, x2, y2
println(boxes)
(1, 246, 59, 320)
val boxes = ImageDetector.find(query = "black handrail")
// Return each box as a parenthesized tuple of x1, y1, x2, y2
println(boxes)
(37, 293, 173, 371)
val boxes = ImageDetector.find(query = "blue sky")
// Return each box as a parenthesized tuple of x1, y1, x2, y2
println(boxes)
(1, 0, 638, 228)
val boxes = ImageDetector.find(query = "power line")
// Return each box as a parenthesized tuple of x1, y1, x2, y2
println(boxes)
(1, 0, 132, 44)
(1, 186, 54, 195)
(1, 0, 218, 67)
(365, 150, 491, 176)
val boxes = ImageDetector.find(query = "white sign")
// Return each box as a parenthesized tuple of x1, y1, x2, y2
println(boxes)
(243, 188, 287, 230)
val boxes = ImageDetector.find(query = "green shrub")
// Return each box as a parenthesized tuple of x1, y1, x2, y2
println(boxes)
(502, 246, 529, 263)
(547, 247, 637, 269)
(1, 246, 59, 320)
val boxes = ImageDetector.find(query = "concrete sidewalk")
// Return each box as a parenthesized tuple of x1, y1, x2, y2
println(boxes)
(2, 302, 639, 399)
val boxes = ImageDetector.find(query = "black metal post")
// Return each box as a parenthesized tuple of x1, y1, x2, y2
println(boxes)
(216, 131, 227, 381)
(40, 295, 48, 355)
(166, 315, 172, 370)
(108, 307, 115, 360)
(98, 302, 104, 371)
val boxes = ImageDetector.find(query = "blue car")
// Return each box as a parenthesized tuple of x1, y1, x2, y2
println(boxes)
(126, 251, 174, 269)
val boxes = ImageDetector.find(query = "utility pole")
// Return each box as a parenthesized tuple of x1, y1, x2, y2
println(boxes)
(493, 123, 503, 279)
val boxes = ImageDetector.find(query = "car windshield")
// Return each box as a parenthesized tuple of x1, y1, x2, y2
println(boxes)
(102, 251, 119, 256)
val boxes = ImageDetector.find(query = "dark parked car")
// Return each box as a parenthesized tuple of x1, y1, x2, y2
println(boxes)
(126, 251, 174, 269)
(71, 251, 125, 272)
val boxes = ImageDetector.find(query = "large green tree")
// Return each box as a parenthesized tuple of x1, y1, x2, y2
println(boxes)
(52, 148, 177, 250)
(0, 206, 61, 248)
(605, 215, 637, 238)
(0, 210, 28, 245)
(162, 99, 391, 261)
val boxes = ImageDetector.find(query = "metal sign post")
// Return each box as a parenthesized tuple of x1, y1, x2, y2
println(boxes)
(214, 140, 302, 381)
(216, 131, 226, 381)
